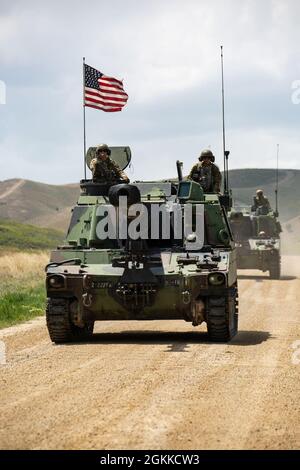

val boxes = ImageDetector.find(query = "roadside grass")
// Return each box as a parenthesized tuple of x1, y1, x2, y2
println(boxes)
(0, 219, 64, 252)
(0, 251, 48, 328)
(0, 282, 45, 328)
(0, 251, 49, 293)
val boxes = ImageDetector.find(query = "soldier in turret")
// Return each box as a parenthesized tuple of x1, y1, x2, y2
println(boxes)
(90, 143, 129, 183)
(252, 189, 271, 214)
(188, 149, 222, 193)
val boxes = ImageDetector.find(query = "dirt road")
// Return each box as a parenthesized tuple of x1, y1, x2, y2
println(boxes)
(0, 256, 299, 450)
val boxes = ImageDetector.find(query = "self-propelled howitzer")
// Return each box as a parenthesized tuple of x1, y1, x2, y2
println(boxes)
(229, 204, 282, 279)
(45, 147, 238, 343)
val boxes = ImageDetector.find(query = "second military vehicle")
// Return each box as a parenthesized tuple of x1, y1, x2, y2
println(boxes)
(45, 147, 238, 344)
(229, 202, 282, 279)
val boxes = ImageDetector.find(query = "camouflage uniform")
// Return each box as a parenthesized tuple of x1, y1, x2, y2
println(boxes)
(252, 194, 271, 213)
(90, 156, 129, 183)
(188, 161, 222, 193)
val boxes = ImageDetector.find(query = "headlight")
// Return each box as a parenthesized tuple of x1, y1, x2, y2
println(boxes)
(47, 275, 66, 289)
(208, 272, 225, 286)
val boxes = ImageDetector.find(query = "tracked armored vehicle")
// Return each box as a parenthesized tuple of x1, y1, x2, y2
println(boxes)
(229, 204, 281, 279)
(45, 147, 238, 343)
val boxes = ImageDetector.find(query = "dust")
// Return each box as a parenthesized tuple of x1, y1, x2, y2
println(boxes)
(281, 256, 300, 278)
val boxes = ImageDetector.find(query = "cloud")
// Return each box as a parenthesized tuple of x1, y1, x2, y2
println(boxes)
(0, 0, 299, 184)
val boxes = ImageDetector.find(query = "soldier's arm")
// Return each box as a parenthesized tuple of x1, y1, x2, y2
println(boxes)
(90, 158, 97, 171)
(114, 162, 130, 183)
(188, 164, 198, 180)
(90, 158, 99, 179)
(212, 165, 222, 192)
(266, 198, 271, 211)
(120, 169, 130, 183)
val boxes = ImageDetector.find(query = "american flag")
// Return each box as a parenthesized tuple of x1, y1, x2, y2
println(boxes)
(84, 64, 128, 112)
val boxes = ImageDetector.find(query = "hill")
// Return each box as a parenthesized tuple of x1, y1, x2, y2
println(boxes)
(0, 219, 64, 251)
(0, 169, 299, 233)
(0, 179, 78, 233)
(228, 169, 300, 221)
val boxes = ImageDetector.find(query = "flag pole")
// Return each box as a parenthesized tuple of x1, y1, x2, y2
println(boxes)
(83, 57, 87, 180)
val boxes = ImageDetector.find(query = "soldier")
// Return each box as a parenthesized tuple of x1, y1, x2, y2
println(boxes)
(90, 143, 129, 183)
(188, 149, 222, 193)
(252, 189, 271, 214)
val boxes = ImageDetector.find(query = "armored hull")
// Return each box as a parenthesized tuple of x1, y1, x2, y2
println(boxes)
(46, 147, 238, 343)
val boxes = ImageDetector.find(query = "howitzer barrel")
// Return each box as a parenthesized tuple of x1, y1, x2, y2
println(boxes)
(176, 160, 183, 182)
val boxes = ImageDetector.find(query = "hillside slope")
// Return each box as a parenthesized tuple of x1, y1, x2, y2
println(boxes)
(229, 169, 300, 221)
(0, 219, 64, 251)
(0, 179, 78, 233)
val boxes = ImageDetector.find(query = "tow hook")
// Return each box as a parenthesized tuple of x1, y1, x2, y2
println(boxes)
(82, 292, 93, 307)
(182, 290, 191, 304)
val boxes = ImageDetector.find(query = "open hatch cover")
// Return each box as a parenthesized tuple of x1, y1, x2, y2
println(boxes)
(86, 146, 131, 171)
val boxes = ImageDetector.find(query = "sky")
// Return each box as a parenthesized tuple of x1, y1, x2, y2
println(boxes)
(0, 0, 300, 184)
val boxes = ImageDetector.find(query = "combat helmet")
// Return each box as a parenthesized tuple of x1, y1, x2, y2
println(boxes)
(199, 149, 215, 162)
(96, 143, 111, 156)
(256, 189, 263, 196)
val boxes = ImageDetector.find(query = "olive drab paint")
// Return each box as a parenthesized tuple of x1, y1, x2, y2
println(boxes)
(45, 147, 239, 344)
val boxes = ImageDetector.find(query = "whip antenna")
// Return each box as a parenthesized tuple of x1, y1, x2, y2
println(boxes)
(275, 144, 279, 216)
(220, 46, 229, 194)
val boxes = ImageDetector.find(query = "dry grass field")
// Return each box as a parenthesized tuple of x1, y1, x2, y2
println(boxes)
(0, 251, 48, 288)
(0, 251, 48, 328)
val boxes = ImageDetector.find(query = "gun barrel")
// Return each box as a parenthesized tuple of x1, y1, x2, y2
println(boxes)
(176, 160, 183, 182)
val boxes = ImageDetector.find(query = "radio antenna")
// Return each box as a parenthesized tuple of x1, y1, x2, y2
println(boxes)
(275, 144, 279, 216)
(221, 46, 229, 194)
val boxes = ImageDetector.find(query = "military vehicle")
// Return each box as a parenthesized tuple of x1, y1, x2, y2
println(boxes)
(229, 201, 281, 279)
(45, 146, 238, 344)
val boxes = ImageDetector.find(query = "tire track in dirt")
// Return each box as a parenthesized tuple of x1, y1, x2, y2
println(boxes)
(0, 270, 299, 449)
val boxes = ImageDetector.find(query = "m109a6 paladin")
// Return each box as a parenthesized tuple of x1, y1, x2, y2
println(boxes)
(45, 146, 238, 343)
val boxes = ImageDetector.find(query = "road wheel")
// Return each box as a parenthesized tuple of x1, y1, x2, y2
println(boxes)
(206, 291, 238, 342)
(46, 298, 94, 344)
(269, 255, 281, 280)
